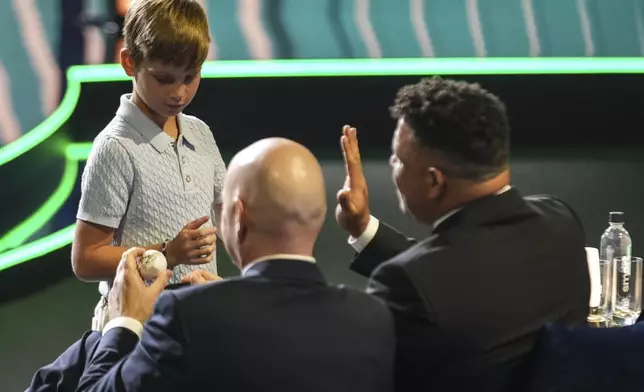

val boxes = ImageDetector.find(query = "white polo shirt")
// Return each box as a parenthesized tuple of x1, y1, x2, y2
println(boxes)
(77, 94, 226, 283)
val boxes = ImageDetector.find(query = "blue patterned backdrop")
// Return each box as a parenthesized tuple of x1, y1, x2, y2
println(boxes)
(1, 0, 643, 145)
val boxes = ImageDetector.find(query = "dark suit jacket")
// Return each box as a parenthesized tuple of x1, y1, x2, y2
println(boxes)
(528, 323, 644, 391)
(26, 330, 102, 392)
(351, 188, 590, 392)
(77, 259, 395, 392)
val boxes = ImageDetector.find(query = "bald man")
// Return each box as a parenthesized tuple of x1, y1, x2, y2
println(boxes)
(76, 138, 395, 392)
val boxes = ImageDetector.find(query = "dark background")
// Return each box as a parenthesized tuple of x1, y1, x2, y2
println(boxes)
(2, 74, 644, 391)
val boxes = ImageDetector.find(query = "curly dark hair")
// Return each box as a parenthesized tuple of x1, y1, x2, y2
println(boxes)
(390, 76, 510, 181)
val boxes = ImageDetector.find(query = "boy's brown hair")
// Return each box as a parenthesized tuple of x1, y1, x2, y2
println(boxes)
(123, 0, 211, 70)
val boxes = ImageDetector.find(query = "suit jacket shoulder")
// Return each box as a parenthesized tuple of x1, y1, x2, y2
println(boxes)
(524, 194, 585, 235)
(364, 189, 589, 391)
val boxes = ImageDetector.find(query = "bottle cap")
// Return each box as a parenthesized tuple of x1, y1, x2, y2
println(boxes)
(609, 211, 625, 223)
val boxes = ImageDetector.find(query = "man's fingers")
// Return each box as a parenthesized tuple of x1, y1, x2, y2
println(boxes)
(342, 175, 351, 189)
(181, 270, 221, 285)
(125, 247, 145, 261)
(346, 127, 363, 176)
(199, 270, 220, 282)
(337, 189, 355, 214)
(184, 216, 209, 230)
(340, 134, 351, 171)
(180, 272, 204, 284)
(122, 247, 145, 275)
(340, 127, 365, 188)
(192, 271, 221, 284)
(192, 275, 207, 284)
(119, 248, 147, 291)
(150, 270, 172, 294)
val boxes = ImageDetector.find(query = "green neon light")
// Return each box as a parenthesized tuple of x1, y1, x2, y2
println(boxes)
(0, 225, 76, 272)
(4, 56, 644, 271)
(3, 57, 644, 167)
(0, 156, 78, 253)
(0, 81, 81, 166)
(65, 142, 93, 161)
(0, 143, 92, 253)
(70, 58, 644, 82)
(0, 143, 90, 271)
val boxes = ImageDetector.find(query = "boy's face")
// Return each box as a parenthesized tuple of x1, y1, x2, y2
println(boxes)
(121, 49, 202, 118)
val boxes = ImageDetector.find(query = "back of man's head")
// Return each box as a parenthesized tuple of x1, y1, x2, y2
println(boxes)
(220, 138, 327, 268)
(390, 76, 510, 181)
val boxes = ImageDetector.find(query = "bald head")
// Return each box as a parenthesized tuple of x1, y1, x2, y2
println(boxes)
(220, 138, 327, 265)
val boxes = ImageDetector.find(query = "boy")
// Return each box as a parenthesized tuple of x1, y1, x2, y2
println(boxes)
(71, 0, 226, 329)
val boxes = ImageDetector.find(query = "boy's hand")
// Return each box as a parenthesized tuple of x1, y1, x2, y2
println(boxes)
(166, 216, 217, 268)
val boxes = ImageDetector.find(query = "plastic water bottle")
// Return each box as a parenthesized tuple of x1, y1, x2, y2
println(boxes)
(599, 211, 632, 324)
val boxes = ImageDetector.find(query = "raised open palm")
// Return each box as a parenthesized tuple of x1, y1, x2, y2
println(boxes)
(336, 125, 371, 237)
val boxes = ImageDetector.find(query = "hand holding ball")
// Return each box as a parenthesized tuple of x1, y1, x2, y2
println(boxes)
(138, 250, 168, 280)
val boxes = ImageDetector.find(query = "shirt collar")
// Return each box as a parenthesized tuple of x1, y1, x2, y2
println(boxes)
(432, 185, 512, 230)
(115, 94, 195, 153)
(241, 254, 316, 276)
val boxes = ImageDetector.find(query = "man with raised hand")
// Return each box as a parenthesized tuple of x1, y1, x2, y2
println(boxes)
(335, 77, 589, 392)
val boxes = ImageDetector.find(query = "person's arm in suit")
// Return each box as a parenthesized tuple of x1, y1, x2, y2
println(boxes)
(76, 291, 187, 392)
(348, 215, 417, 277)
(367, 259, 437, 391)
(26, 330, 102, 392)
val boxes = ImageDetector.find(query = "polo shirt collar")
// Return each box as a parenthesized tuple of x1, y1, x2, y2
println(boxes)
(115, 94, 195, 153)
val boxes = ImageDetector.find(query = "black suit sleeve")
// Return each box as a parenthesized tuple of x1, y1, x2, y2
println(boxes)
(26, 331, 101, 392)
(367, 261, 437, 391)
(350, 221, 417, 277)
(77, 291, 188, 392)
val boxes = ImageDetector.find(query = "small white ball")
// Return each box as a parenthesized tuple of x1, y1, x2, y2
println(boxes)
(139, 250, 168, 280)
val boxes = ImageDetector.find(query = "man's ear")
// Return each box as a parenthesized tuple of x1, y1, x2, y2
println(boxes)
(234, 198, 247, 244)
(426, 167, 445, 199)
(120, 48, 136, 77)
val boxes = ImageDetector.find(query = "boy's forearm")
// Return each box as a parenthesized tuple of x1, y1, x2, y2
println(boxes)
(74, 243, 163, 282)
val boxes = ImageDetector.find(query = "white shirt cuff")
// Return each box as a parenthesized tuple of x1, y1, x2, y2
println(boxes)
(102, 316, 144, 339)
(347, 216, 379, 253)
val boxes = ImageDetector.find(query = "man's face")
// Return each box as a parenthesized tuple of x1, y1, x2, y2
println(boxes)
(122, 52, 202, 118)
(390, 118, 443, 223)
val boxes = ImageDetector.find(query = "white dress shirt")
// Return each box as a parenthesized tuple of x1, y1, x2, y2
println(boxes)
(348, 185, 512, 253)
(241, 254, 316, 275)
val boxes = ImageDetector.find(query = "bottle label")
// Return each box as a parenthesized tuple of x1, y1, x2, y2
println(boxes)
(617, 255, 632, 300)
